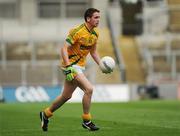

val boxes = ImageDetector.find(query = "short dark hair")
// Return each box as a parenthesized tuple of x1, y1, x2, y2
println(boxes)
(84, 8, 100, 22)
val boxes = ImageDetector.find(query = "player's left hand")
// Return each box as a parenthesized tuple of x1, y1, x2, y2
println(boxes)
(63, 65, 77, 81)
(102, 70, 112, 74)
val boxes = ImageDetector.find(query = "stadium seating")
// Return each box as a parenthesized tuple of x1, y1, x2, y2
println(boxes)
(6, 43, 31, 60)
(133, 0, 180, 82)
(167, 0, 180, 5)
(119, 36, 146, 83)
(36, 42, 59, 60)
(137, 33, 180, 81)
(0, 65, 21, 85)
(168, 0, 180, 32)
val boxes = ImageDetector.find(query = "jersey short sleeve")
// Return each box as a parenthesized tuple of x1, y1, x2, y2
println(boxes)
(66, 28, 79, 45)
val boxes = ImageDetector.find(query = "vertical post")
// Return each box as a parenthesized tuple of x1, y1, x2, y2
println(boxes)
(21, 61, 27, 86)
(165, 33, 172, 63)
(0, 18, 6, 69)
(30, 41, 36, 66)
(61, 0, 66, 18)
(27, 17, 36, 67)
(106, 10, 126, 83)
(1, 42, 6, 69)
(171, 52, 176, 79)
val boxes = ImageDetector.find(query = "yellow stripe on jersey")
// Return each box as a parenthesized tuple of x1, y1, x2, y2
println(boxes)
(62, 23, 99, 67)
(66, 24, 85, 45)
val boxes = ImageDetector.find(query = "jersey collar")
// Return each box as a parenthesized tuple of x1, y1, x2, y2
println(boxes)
(84, 23, 94, 34)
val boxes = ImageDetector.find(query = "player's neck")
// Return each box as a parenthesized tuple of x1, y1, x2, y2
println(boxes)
(85, 22, 94, 32)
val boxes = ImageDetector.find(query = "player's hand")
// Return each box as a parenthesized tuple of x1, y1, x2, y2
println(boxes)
(102, 69, 112, 74)
(63, 65, 77, 81)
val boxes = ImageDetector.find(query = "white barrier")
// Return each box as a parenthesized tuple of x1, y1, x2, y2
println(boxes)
(69, 84, 130, 102)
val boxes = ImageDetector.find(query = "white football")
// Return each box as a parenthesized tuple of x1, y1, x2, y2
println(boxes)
(100, 56, 115, 73)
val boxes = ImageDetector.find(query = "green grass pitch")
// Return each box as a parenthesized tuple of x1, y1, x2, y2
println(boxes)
(0, 100, 180, 136)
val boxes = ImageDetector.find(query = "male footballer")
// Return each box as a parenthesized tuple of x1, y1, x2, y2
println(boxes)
(40, 8, 102, 131)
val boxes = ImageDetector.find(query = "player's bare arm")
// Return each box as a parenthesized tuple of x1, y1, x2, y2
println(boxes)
(61, 44, 70, 67)
(90, 44, 101, 65)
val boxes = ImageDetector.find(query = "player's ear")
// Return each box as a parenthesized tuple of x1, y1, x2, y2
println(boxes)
(87, 17, 91, 22)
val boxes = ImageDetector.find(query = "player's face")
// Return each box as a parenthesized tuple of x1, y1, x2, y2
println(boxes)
(88, 12, 100, 28)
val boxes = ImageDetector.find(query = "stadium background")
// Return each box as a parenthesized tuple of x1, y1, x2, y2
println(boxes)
(0, 0, 180, 136)
(0, 0, 180, 102)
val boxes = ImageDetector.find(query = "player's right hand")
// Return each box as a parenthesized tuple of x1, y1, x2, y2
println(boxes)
(63, 65, 77, 81)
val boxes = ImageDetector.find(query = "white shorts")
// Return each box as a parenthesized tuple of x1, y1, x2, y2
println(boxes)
(72, 65, 85, 74)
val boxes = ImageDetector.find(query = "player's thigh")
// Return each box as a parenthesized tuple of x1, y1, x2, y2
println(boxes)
(75, 73, 93, 93)
(61, 80, 77, 98)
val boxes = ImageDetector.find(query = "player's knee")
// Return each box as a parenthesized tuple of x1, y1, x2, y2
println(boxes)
(85, 86, 93, 96)
(62, 94, 72, 101)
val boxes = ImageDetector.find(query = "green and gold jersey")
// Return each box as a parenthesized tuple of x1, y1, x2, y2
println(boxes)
(62, 23, 99, 67)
